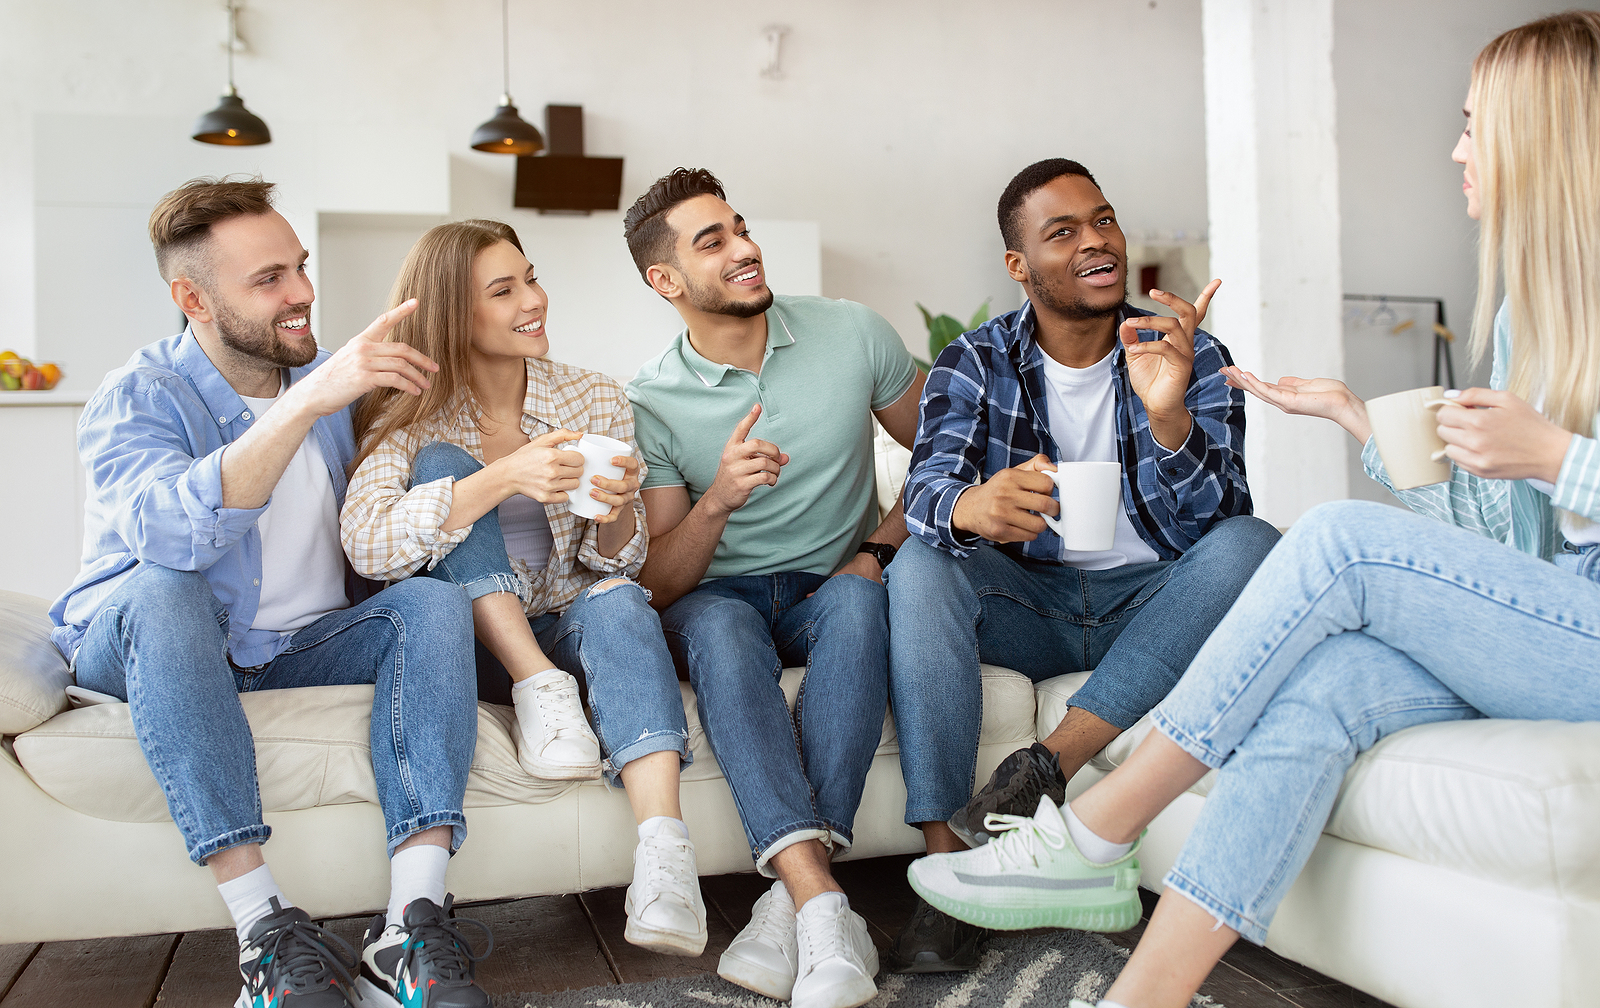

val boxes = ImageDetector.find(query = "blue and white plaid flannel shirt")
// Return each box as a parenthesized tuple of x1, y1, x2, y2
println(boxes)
(903, 301, 1253, 563)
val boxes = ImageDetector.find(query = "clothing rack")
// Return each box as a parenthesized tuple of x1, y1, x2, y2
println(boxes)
(1343, 293, 1456, 388)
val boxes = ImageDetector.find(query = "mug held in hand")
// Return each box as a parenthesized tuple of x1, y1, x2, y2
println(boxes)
(559, 433, 633, 519)
(1366, 385, 1454, 490)
(1041, 461, 1122, 552)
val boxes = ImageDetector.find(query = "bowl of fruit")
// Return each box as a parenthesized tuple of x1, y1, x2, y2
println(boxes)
(0, 351, 64, 391)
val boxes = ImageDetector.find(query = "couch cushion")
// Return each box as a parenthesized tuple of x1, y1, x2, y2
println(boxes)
(0, 591, 71, 736)
(1035, 671, 1219, 796)
(14, 664, 1041, 822)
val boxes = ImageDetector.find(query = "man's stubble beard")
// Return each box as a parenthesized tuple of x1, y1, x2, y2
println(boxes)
(211, 294, 318, 369)
(683, 268, 774, 320)
(1027, 265, 1128, 321)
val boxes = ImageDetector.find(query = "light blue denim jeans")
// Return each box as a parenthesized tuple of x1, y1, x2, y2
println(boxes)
(1153, 499, 1600, 944)
(660, 571, 889, 874)
(72, 564, 478, 864)
(412, 442, 690, 783)
(886, 515, 1281, 825)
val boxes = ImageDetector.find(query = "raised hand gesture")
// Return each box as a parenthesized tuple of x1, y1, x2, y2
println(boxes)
(704, 404, 789, 516)
(1221, 367, 1373, 444)
(288, 299, 437, 417)
(1119, 280, 1220, 444)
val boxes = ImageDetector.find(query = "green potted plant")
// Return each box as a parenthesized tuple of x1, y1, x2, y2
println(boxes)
(914, 300, 990, 371)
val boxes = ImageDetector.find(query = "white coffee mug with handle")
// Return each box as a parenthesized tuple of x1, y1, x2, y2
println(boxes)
(559, 433, 632, 520)
(1041, 461, 1122, 552)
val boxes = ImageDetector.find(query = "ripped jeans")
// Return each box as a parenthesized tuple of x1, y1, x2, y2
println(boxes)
(413, 442, 691, 783)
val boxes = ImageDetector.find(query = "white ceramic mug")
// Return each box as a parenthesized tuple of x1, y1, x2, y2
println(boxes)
(1367, 386, 1454, 490)
(1041, 461, 1122, 551)
(559, 433, 632, 519)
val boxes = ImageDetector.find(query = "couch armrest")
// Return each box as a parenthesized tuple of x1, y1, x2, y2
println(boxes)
(0, 590, 70, 736)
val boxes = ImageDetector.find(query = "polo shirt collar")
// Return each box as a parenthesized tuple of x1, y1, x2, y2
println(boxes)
(679, 307, 797, 387)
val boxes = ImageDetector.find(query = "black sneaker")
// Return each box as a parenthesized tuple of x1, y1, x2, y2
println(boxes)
(235, 897, 360, 1007)
(947, 743, 1068, 847)
(357, 895, 494, 1007)
(885, 896, 987, 973)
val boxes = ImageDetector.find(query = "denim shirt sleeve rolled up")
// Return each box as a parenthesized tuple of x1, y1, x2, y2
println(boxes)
(903, 301, 1252, 562)
(49, 329, 354, 667)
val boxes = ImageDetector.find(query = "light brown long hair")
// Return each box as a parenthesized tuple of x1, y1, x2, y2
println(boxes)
(1470, 11, 1600, 442)
(349, 219, 525, 474)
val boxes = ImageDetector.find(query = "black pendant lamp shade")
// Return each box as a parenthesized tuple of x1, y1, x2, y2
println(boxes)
(471, 0, 544, 154)
(470, 95, 544, 154)
(193, 4, 270, 147)
(193, 90, 271, 146)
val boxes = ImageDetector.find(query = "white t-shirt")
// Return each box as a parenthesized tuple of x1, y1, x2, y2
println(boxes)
(239, 381, 350, 633)
(1037, 348, 1162, 570)
(497, 493, 554, 572)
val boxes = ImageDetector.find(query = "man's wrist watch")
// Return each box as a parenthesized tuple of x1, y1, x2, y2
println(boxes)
(856, 541, 897, 570)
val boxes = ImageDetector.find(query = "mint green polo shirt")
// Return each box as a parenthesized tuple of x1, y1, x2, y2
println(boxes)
(627, 294, 916, 581)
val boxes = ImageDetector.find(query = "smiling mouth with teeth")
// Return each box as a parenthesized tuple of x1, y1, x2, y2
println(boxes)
(1076, 264, 1117, 279)
(727, 267, 760, 283)
(514, 319, 544, 333)
(276, 316, 308, 330)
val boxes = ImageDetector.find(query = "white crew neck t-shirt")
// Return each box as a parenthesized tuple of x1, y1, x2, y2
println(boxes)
(1037, 348, 1161, 570)
(238, 379, 349, 633)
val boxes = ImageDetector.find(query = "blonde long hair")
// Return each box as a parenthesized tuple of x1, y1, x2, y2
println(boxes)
(349, 219, 524, 474)
(1470, 11, 1600, 439)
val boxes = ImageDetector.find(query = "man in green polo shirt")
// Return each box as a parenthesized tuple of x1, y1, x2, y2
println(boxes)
(623, 168, 923, 1008)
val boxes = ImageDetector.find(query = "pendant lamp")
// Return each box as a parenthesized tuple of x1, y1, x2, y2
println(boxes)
(192, 2, 271, 146)
(470, 0, 544, 154)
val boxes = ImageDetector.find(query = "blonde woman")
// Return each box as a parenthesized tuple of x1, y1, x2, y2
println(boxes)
(341, 220, 707, 960)
(907, 12, 1600, 1008)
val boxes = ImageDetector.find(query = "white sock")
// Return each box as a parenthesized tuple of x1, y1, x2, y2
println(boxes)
(638, 816, 689, 841)
(1063, 803, 1134, 864)
(218, 864, 290, 940)
(387, 843, 450, 927)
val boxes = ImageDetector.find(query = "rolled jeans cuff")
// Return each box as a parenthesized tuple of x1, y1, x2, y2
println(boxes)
(754, 824, 833, 879)
(458, 571, 524, 603)
(1151, 706, 1231, 770)
(387, 810, 468, 857)
(601, 729, 693, 786)
(1162, 866, 1270, 945)
(193, 823, 273, 867)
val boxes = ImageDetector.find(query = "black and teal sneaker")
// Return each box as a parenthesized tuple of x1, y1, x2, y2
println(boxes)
(356, 895, 494, 1008)
(235, 897, 360, 1007)
(947, 743, 1068, 847)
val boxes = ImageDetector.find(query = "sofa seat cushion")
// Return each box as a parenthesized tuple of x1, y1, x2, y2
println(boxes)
(14, 664, 1041, 822)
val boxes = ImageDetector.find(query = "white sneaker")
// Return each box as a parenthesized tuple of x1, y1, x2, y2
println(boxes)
(792, 892, 879, 1008)
(624, 833, 708, 956)
(512, 668, 601, 779)
(718, 879, 799, 1000)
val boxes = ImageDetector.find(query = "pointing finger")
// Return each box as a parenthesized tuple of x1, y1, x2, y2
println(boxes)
(356, 299, 419, 343)
(727, 404, 762, 447)
(1193, 278, 1222, 324)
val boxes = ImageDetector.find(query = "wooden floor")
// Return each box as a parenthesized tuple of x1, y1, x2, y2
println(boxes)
(0, 855, 1392, 1008)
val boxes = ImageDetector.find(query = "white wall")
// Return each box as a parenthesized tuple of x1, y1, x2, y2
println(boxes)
(1, 0, 1211, 389)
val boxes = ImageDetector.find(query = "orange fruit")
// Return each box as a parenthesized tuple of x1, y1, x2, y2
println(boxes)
(37, 363, 61, 389)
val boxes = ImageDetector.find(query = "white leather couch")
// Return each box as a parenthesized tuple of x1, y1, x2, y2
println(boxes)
(4, 588, 1597, 1008)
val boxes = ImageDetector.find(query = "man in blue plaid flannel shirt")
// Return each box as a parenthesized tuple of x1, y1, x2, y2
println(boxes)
(881, 160, 1283, 973)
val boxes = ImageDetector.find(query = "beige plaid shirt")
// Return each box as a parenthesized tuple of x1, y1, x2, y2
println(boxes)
(340, 357, 649, 616)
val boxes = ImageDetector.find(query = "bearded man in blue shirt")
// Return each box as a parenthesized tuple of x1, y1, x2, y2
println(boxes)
(883, 159, 1281, 972)
(50, 177, 493, 1008)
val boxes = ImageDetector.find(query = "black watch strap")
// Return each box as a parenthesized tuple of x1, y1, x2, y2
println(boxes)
(856, 541, 898, 570)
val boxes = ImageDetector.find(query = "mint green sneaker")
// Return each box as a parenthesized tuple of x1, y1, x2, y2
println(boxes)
(906, 794, 1142, 932)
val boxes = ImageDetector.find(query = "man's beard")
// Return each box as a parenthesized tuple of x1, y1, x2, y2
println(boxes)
(1028, 266, 1127, 321)
(212, 296, 318, 368)
(683, 266, 774, 319)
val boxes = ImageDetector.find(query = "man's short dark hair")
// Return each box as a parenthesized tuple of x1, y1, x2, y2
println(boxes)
(997, 159, 1100, 253)
(623, 168, 727, 284)
(149, 175, 277, 284)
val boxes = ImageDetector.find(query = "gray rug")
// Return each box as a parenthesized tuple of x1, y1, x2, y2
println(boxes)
(492, 931, 1221, 1008)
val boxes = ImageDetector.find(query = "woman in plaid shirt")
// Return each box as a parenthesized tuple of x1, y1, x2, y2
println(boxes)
(341, 220, 707, 959)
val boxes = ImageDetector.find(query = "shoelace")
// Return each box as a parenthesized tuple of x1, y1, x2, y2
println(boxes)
(797, 904, 847, 967)
(244, 913, 359, 1001)
(400, 895, 495, 986)
(980, 811, 1069, 872)
(640, 836, 697, 893)
(749, 888, 798, 947)
(532, 674, 591, 738)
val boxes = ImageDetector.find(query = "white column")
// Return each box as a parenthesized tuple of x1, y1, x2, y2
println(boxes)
(1202, 0, 1347, 527)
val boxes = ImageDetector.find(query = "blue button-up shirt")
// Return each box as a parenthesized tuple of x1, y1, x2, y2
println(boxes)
(903, 302, 1252, 563)
(49, 329, 354, 667)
